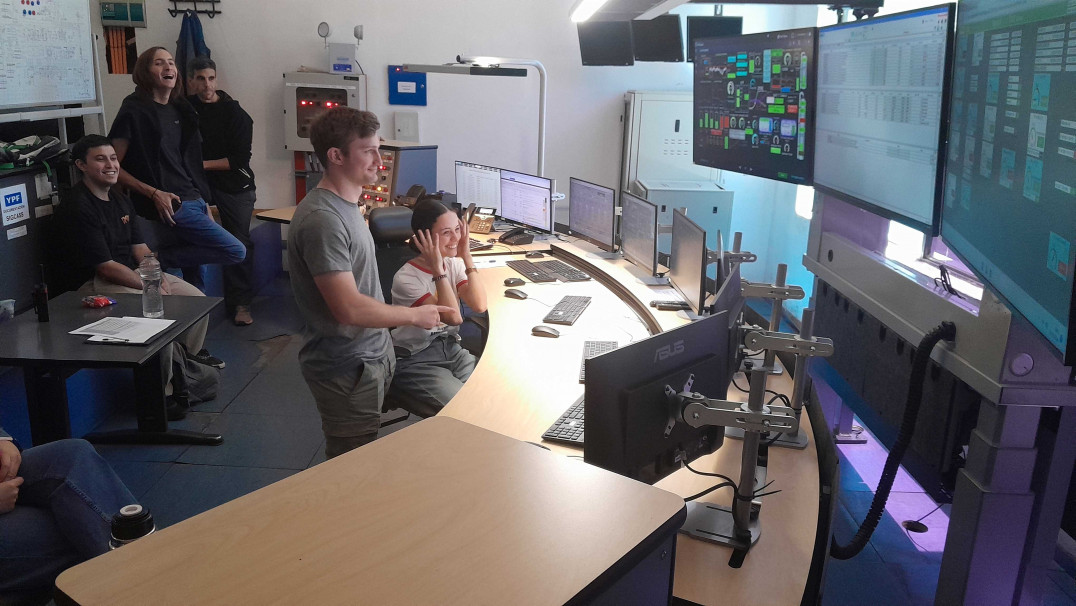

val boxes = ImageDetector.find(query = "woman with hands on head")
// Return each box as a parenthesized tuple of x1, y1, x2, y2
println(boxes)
(0, 429, 137, 599)
(387, 199, 488, 416)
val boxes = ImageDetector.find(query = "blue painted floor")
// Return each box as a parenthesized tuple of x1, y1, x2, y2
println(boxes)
(86, 274, 1074, 604)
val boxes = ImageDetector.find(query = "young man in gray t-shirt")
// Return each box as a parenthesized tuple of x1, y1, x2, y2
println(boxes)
(289, 108, 449, 458)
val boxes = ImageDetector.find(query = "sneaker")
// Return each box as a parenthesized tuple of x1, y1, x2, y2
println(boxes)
(166, 396, 188, 421)
(193, 348, 226, 369)
(233, 305, 253, 326)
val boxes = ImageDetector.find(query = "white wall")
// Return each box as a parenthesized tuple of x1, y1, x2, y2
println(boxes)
(92, 0, 816, 211)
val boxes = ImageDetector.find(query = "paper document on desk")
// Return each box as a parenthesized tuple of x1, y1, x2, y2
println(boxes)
(70, 316, 175, 344)
(648, 287, 685, 301)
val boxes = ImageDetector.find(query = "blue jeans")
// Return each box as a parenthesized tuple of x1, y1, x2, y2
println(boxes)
(152, 199, 246, 291)
(0, 440, 136, 597)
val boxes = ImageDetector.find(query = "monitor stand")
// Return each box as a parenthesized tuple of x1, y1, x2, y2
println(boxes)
(639, 275, 670, 286)
(676, 309, 707, 321)
(585, 250, 621, 261)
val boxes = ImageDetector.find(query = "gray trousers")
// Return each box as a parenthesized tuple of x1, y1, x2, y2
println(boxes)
(388, 336, 476, 418)
(302, 355, 395, 459)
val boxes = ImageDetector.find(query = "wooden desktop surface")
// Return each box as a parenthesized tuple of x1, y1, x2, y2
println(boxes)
(55, 416, 685, 606)
(441, 239, 820, 605)
(254, 206, 296, 225)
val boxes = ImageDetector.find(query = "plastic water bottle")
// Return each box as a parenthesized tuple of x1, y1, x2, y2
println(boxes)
(109, 504, 155, 549)
(137, 253, 164, 318)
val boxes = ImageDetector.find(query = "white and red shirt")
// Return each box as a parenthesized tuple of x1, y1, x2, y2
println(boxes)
(390, 256, 468, 354)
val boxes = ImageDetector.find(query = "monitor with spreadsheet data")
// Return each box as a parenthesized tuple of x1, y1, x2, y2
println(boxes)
(568, 178, 616, 252)
(454, 161, 502, 214)
(499, 170, 553, 233)
(620, 192, 659, 276)
(814, 5, 954, 233)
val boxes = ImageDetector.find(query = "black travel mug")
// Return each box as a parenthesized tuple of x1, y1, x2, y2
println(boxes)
(109, 504, 156, 549)
(32, 283, 48, 322)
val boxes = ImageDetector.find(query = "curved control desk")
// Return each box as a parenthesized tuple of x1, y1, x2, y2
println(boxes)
(447, 239, 821, 605)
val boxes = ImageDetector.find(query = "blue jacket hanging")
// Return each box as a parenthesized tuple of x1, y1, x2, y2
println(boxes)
(176, 10, 211, 90)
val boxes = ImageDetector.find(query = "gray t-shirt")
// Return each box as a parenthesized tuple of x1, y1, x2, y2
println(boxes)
(288, 189, 392, 379)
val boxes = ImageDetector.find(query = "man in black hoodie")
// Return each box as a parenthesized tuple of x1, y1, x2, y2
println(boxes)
(187, 57, 258, 326)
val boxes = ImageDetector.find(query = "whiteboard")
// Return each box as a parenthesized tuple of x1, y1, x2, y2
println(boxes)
(0, 0, 95, 110)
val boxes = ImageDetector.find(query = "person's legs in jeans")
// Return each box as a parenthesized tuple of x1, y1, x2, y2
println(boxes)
(0, 440, 136, 595)
(213, 189, 257, 319)
(302, 357, 394, 459)
(153, 199, 246, 290)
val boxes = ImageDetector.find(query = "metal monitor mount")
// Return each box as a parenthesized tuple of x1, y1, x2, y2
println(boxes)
(666, 365, 797, 565)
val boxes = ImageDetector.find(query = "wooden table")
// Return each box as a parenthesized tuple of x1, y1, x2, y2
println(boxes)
(254, 206, 297, 225)
(0, 292, 222, 446)
(55, 416, 686, 606)
(441, 240, 821, 605)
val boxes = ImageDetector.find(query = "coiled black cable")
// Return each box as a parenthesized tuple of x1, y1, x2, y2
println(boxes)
(830, 321, 956, 560)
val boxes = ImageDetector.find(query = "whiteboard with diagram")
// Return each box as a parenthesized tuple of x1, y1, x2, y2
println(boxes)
(0, 0, 95, 110)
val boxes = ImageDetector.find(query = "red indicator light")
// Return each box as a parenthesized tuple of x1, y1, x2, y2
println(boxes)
(375, 197, 384, 202)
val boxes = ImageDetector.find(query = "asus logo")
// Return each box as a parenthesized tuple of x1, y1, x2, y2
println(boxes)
(654, 340, 685, 362)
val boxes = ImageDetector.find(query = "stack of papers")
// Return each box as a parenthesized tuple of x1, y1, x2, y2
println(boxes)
(70, 317, 175, 344)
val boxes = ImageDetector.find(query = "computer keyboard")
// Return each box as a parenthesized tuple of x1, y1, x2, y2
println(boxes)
(468, 238, 493, 251)
(542, 394, 585, 445)
(505, 259, 556, 283)
(543, 295, 592, 326)
(579, 340, 618, 383)
(534, 259, 591, 282)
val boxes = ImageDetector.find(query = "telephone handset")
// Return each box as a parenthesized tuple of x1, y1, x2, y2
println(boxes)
(398, 184, 426, 207)
(498, 226, 534, 245)
(468, 204, 495, 234)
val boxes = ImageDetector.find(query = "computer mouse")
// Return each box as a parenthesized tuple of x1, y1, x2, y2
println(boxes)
(525, 251, 545, 258)
(531, 325, 560, 338)
(504, 277, 525, 287)
(504, 288, 528, 300)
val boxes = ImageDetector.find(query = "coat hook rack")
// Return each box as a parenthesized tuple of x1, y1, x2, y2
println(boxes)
(168, 0, 221, 18)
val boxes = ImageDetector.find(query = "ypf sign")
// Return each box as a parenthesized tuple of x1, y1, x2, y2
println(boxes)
(2, 183, 28, 226)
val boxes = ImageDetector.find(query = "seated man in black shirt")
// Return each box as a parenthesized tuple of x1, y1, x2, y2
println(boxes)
(59, 134, 221, 419)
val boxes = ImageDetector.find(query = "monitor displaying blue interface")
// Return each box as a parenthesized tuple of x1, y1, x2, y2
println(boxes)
(568, 177, 616, 252)
(815, 5, 954, 233)
(693, 27, 817, 185)
(620, 192, 659, 276)
(499, 169, 553, 233)
(941, 0, 1076, 363)
(454, 161, 501, 213)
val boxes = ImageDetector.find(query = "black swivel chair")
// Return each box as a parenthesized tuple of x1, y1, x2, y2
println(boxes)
(368, 206, 418, 427)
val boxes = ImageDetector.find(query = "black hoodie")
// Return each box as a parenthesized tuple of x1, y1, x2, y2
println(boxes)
(108, 91, 213, 220)
(187, 90, 256, 195)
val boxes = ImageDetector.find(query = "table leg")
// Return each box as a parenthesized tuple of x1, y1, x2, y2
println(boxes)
(82, 351, 223, 446)
(22, 366, 73, 445)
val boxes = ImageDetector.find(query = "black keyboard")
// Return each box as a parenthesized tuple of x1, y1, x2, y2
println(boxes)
(505, 259, 556, 283)
(542, 395, 585, 445)
(579, 340, 618, 383)
(543, 295, 592, 326)
(534, 259, 591, 282)
(468, 238, 493, 251)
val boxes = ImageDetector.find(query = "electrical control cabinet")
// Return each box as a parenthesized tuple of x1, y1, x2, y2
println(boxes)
(283, 72, 367, 152)
(360, 141, 437, 210)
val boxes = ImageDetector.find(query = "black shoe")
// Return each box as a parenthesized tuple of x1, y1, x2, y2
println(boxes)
(193, 348, 225, 369)
(166, 396, 188, 421)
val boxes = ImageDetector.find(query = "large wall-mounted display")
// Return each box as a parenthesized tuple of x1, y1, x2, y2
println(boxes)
(940, 0, 1076, 363)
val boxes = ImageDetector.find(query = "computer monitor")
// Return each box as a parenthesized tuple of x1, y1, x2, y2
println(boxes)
(577, 21, 634, 66)
(686, 16, 743, 62)
(567, 177, 616, 252)
(670, 209, 708, 315)
(620, 192, 659, 276)
(693, 27, 817, 185)
(939, 0, 1076, 364)
(584, 310, 731, 485)
(632, 15, 684, 63)
(454, 161, 502, 214)
(499, 169, 553, 233)
(814, 5, 955, 234)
